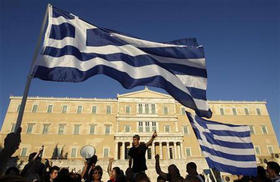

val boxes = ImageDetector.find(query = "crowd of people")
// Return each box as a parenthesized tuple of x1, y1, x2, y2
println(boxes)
(0, 129, 279, 182)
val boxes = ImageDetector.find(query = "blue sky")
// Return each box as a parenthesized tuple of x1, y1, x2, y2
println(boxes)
(0, 0, 279, 143)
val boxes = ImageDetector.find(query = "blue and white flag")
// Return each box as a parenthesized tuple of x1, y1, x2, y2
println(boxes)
(187, 112, 257, 176)
(33, 5, 211, 118)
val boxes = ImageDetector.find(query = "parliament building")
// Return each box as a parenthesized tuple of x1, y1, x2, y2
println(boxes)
(0, 88, 279, 179)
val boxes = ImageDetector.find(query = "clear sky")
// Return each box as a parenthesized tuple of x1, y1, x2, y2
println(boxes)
(0, 0, 279, 143)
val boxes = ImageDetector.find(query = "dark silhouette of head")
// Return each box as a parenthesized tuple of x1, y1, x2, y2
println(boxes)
(186, 162, 198, 176)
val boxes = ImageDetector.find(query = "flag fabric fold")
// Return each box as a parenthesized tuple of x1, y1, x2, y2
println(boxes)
(187, 112, 257, 176)
(33, 5, 212, 118)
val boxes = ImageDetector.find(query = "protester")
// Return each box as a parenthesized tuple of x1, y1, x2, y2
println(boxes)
(128, 131, 157, 178)
(5, 166, 20, 176)
(267, 161, 280, 182)
(157, 176, 166, 182)
(89, 165, 103, 182)
(81, 155, 98, 182)
(47, 166, 59, 182)
(0, 127, 21, 176)
(125, 167, 134, 182)
(107, 158, 126, 182)
(155, 154, 184, 182)
(255, 166, 271, 182)
(134, 173, 151, 182)
(21, 146, 45, 182)
(185, 162, 204, 182)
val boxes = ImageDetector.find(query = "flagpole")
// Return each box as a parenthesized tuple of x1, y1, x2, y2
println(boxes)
(210, 168, 218, 182)
(15, 4, 50, 131)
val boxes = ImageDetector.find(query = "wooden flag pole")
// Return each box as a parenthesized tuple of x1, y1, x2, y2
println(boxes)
(15, 4, 50, 131)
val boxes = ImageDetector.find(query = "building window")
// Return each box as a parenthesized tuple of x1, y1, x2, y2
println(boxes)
(186, 148, 191, 157)
(244, 108, 249, 115)
(106, 106, 111, 114)
(125, 106, 130, 114)
(181, 107, 185, 115)
(138, 104, 143, 114)
(74, 125, 80, 135)
(151, 104, 156, 114)
(124, 125, 130, 133)
(42, 124, 50, 134)
(164, 125, 170, 133)
(220, 108, 224, 115)
(256, 108, 261, 116)
(62, 105, 67, 113)
(267, 146, 274, 154)
(145, 104, 149, 114)
(145, 122, 150, 132)
(77, 106, 82, 114)
(11, 123, 16, 132)
(183, 126, 189, 135)
(261, 125, 268, 135)
(71, 148, 77, 158)
(58, 124, 65, 135)
(32, 105, 38, 113)
(232, 108, 237, 115)
(138, 122, 143, 132)
(26, 123, 35, 134)
(103, 148, 109, 157)
(249, 126, 255, 135)
(152, 122, 157, 131)
(254, 146, 261, 155)
(47, 105, 53, 113)
(164, 106, 168, 115)
(90, 125, 95, 134)
(17, 104, 21, 112)
(21, 147, 27, 157)
(92, 106, 97, 114)
(105, 125, 111, 135)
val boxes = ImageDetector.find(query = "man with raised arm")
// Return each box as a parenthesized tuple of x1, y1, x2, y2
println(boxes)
(128, 131, 157, 178)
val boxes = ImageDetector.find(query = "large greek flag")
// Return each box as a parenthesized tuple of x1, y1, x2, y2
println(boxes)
(33, 5, 211, 118)
(187, 112, 257, 176)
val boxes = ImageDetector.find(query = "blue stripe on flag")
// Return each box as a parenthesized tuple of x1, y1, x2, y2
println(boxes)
(43, 46, 207, 77)
(188, 87, 206, 100)
(140, 46, 204, 59)
(206, 158, 257, 176)
(200, 146, 256, 161)
(34, 65, 203, 109)
(192, 128, 254, 149)
(50, 23, 75, 40)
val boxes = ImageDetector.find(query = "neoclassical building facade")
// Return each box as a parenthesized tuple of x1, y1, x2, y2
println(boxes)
(0, 88, 279, 178)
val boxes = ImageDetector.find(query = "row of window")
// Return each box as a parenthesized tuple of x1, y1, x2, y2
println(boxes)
(17, 103, 264, 116)
(254, 145, 275, 155)
(11, 122, 269, 135)
(219, 107, 262, 116)
(18, 104, 110, 114)
(22, 104, 181, 115)
(10, 122, 191, 135)
(11, 123, 111, 135)
(249, 125, 269, 135)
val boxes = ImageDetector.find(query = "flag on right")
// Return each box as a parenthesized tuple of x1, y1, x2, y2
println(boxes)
(187, 112, 257, 176)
